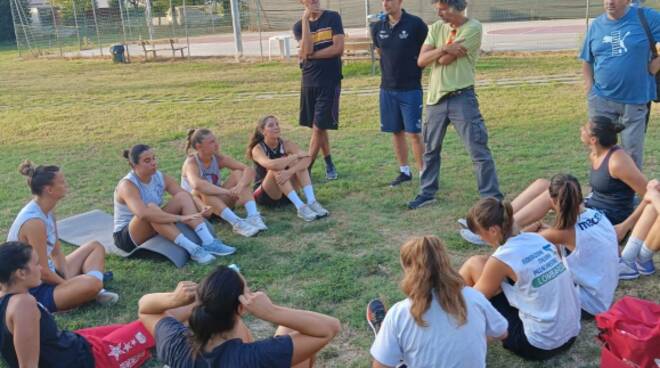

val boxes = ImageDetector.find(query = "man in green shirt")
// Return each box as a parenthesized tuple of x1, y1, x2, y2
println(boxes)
(408, 0, 502, 209)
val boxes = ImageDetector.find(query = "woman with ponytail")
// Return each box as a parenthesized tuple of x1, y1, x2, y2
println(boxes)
(138, 266, 340, 368)
(247, 115, 328, 222)
(7, 161, 118, 312)
(181, 128, 265, 237)
(0, 241, 154, 368)
(368, 236, 507, 368)
(459, 198, 581, 360)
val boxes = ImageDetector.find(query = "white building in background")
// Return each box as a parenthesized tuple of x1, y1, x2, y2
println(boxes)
(27, 0, 109, 25)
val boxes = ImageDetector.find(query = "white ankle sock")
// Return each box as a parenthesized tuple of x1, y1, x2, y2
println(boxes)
(86, 270, 103, 283)
(286, 191, 304, 209)
(400, 165, 411, 176)
(174, 233, 201, 254)
(638, 243, 655, 263)
(220, 208, 241, 225)
(302, 185, 316, 204)
(244, 200, 259, 217)
(621, 237, 644, 263)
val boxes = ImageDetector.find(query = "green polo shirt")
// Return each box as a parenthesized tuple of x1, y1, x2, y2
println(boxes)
(424, 18, 482, 105)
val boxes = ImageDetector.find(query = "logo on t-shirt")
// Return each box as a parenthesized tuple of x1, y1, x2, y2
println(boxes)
(399, 30, 409, 39)
(312, 28, 334, 45)
(378, 30, 389, 39)
(602, 31, 631, 56)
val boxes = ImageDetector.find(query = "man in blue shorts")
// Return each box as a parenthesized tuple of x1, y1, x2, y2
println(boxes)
(371, 0, 428, 187)
(293, 0, 344, 180)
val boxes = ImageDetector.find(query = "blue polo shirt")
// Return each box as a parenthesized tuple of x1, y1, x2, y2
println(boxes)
(370, 10, 428, 91)
(580, 7, 660, 104)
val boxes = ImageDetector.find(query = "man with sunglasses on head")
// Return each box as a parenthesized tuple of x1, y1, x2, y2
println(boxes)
(408, 0, 502, 209)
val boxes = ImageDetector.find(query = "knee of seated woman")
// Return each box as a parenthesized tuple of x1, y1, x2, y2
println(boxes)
(79, 276, 103, 294)
(84, 241, 106, 255)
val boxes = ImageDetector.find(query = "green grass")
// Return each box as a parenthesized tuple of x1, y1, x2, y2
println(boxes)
(0, 50, 658, 368)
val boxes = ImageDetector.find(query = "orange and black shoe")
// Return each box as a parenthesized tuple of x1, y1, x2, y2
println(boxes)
(366, 298, 387, 337)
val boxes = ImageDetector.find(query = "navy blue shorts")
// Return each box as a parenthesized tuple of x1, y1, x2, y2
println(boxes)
(379, 88, 423, 134)
(29, 283, 58, 313)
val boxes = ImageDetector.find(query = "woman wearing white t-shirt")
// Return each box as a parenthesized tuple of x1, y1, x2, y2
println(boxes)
(460, 198, 581, 361)
(370, 236, 508, 368)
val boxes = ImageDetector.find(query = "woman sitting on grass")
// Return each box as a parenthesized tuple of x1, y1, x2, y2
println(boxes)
(7, 161, 117, 312)
(181, 128, 266, 238)
(113, 144, 235, 265)
(460, 198, 581, 361)
(0, 241, 155, 368)
(247, 115, 328, 222)
(138, 265, 340, 367)
(619, 179, 660, 279)
(367, 236, 508, 368)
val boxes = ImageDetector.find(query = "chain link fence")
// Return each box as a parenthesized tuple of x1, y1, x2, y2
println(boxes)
(9, 0, 660, 59)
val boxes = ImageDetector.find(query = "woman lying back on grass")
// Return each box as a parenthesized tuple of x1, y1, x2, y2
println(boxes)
(138, 265, 340, 368)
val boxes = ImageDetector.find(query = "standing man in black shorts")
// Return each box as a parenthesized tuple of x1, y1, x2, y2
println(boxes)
(293, 0, 344, 180)
(370, 0, 427, 187)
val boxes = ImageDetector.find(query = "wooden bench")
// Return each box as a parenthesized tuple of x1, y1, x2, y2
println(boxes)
(140, 39, 188, 60)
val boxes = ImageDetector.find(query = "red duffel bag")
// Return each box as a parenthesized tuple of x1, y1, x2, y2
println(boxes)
(596, 296, 660, 368)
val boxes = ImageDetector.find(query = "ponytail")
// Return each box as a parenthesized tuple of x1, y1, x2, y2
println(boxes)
(123, 144, 151, 167)
(18, 160, 60, 196)
(466, 197, 515, 244)
(549, 174, 583, 230)
(186, 128, 213, 155)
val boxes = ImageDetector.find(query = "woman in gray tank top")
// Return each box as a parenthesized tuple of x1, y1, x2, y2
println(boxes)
(6, 161, 118, 312)
(181, 128, 264, 238)
(113, 144, 236, 265)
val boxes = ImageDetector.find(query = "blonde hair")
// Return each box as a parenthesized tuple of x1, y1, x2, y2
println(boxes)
(400, 236, 467, 327)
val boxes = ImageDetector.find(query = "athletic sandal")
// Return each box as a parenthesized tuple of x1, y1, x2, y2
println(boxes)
(366, 298, 387, 337)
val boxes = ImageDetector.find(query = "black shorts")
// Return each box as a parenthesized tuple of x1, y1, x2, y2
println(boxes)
(113, 225, 137, 252)
(300, 83, 340, 130)
(253, 185, 291, 207)
(490, 293, 576, 361)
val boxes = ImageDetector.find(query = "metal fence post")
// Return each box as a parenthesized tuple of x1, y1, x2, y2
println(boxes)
(9, 0, 22, 56)
(48, 0, 63, 56)
(183, 0, 191, 59)
(71, 0, 82, 51)
(118, 0, 130, 62)
(145, 0, 154, 41)
(256, 0, 263, 60)
(229, 0, 243, 59)
(13, 0, 34, 54)
(90, 0, 104, 56)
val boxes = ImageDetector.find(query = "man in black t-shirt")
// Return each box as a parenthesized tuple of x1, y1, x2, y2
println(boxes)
(293, 0, 344, 180)
(370, 0, 427, 187)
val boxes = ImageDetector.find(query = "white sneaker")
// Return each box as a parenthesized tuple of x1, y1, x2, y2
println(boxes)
(297, 204, 318, 222)
(308, 201, 329, 218)
(96, 290, 119, 306)
(247, 214, 268, 231)
(232, 219, 259, 237)
(457, 218, 468, 229)
(618, 259, 640, 280)
(459, 228, 487, 246)
(190, 247, 216, 265)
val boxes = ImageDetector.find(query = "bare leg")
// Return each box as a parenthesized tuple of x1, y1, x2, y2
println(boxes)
(128, 207, 181, 244)
(222, 170, 253, 207)
(294, 167, 313, 188)
(308, 128, 322, 163)
(630, 206, 658, 242)
(64, 240, 106, 276)
(408, 132, 424, 172)
(392, 132, 408, 167)
(615, 203, 651, 242)
(275, 326, 316, 368)
(459, 255, 489, 286)
(198, 192, 230, 217)
(261, 170, 295, 200)
(512, 179, 553, 228)
(646, 216, 660, 252)
(53, 276, 103, 311)
(162, 191, 204, 228)
(317, 127, 330, 158)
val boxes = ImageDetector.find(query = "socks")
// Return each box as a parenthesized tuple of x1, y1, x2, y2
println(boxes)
(621, 237, 644, 263)
(220, 208, 241, 226)
(286, 191, 305, 209)
(400, 165, 411, 176)
(303, 185, 316, 204)
(244, 200, 259, 217)
(175, 233, 202, 254)
(324, 155, 334, 169)
(639, 243, 655, 263)
(86, 270, 104, 283)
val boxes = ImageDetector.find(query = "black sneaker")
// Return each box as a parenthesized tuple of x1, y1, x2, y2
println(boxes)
(389, 172, 412, 187)
(366, 298, 386, 337)
(326, 164, 338, 180)
(407, 194, 436, 209)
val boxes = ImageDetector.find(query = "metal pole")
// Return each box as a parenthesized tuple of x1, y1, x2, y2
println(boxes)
(229, 0, 243, 59)
(183, 0, 191, 59)
(364, 0, 369, 37)
(9, 0, 22, 56)
(48, 0, 63, 56)
(256, 0, 263, 60)
(211, 0, 216, 33)
(585, 0, 591, 31)
(169, 0, 175, 39)
(90, 0, 103, 56)
(125, 1, 133, 40)
(71, 0, 82, 51)
(118, 0, 130, 62)
(13, 0, 34, 54)
(145, 0, 154, 41)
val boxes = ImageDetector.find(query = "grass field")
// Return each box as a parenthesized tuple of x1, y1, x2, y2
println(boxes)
(0, 47, 658, 368)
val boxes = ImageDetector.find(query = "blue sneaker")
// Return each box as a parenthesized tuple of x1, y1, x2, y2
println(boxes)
(203, 240, 236, 256)
(407, 195, 436, 210)
(636, 258, 656, 276)
(618, 259, 639, 280)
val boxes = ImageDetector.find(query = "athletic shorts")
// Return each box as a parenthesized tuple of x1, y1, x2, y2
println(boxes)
(29, 283, 57, 313)
(300, 84, 340, 130)
(379, 88, 423, 134)
(253, 185, 291, 207)
(76, 320, 155, 368)
(113, 225, 137, 253)
(489, 292, 576, 361)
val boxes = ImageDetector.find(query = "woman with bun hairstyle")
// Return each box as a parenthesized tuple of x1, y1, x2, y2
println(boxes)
(7, 161, 118, 312)
(459, 198, 581, 361)
(138, 265, 340, 367)
(113, 144, 235, 266)
(247, 115, 328, 222)
(181, 128, 265, 238)
(0, 241, 155, 368)
(368, 236, 508, 368)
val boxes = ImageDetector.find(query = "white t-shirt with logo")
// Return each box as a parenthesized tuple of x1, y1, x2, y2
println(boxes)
(564, 208, 619, 315)
(493, 232, 581, 350)
(370, 287, 508, 368)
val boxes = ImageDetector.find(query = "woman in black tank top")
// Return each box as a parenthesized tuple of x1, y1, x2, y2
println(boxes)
(246, 115, 329, 222)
